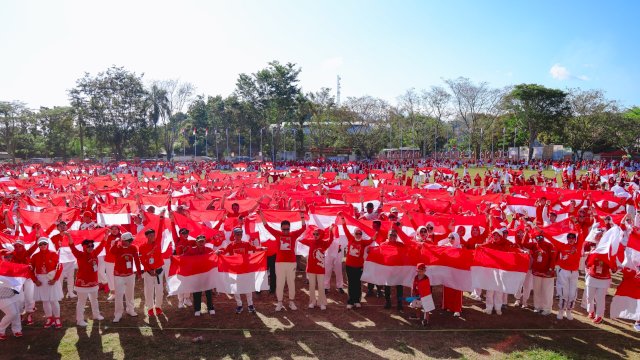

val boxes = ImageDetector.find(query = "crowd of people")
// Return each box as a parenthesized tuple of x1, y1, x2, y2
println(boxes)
(0, 158, 639, 341)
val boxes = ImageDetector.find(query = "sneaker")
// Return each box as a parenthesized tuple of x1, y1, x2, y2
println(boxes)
(113, 316, 121, 323)
(346, 304, 353, 310)
(68, 292, 77, 299)
(275, 303, 284, 312)
(289, 301, 297, 310)
(248, 305, 256, 313)
(194, 311, 201, 317)
(107, 293, 115, 301)
(541, 310, 551, 316)
(421, 319, 429, 326)
(469, 294, 481, 301)
(384, 301, 392, 309)
(54, 318, 63, 329)
(209, 310, 215, 315)
(557, 311, 564, 320)
(147, 309, 155, 317)
(178, 302, 185, 309)
(93, 315, 105, 321)
(338, 288, 345, 294)
(0, 334, 6, 341)
(453, 312, 461, 317)
(532, 309, 540, 313)
(309, 303, 316, 309)
(354, 303, 362, 308)
(77, 320, 88, 327)
(236, 306, 243, 314)
(566, 312, 573, 320)
(514, 300, 521, 307)
(633, 323, 640, 331)
(154, 308, 163, 316)
(593, 316, 603, 324)
(588, 312, 595, 319)
(185, 299, 193, 306)
(496, 310, 502, 316)
(13, 332, 22, 338)
(26, 313, 33, 325)
(484, 308, 492, 315)
(320, 305, 326, 310)
(44, 317, 54, 328)
(126, 311, 138, 317)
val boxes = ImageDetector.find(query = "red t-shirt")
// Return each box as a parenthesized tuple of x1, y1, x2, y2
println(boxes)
(343, 224, 374, 268)
(586, 253, 614, 279)
(139, 240, 163, 271)
(222, 241, 259, 256)
(263, 222, 306, 263)
(108, 242, 141, 277)
(300, 237, 333, 274)
(70, 241, 105, 288)
(556, 244, 582, 271)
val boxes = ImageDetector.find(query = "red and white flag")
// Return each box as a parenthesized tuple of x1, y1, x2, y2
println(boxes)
(217, 251, 269, 294)
(361, 243, 417, 287)
(621, 231, 640, 270)
(0, 260, 32, 292)
(539, 218, 580, 250)
(421, 245, 473, 292)
(471, 247, 529, 294)
(610, 268, 640, 320)
(505, 195, 537, 218)
(97, 204, 131, 226)
(167, 253, 218, 296)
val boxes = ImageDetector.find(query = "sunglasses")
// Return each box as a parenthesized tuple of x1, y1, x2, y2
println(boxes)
(355, 232, 363, 235)
(281, 228, 290, 231)
(84, 244, 94, 248)
(426, 226, 433, 230)
(38, 243, 48, 246)
(420, 229, 428, 233)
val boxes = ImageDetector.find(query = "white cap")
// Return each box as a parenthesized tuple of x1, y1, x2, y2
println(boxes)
(121, 232, 134, 241)
(37, 237, 49, 245)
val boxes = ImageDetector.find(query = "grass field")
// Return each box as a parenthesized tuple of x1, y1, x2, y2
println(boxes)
(1, 271, 638, 360)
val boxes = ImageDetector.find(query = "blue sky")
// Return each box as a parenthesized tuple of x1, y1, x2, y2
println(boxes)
(1, 0, 638, 110)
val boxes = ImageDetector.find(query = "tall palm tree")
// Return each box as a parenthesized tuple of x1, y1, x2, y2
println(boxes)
(147, 84, 170, 157)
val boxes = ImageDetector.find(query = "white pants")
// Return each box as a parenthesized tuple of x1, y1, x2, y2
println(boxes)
(114, 275, 135, 317)
(61, 262, 76, 295)
(324, 253, 343, 289)
(76, 291, 100, 321)
(308, 273, 327, 306)
(143, 272, 164, 309)
(0, 300, 22, 335)
(42, 301, 61, 318)
(275, 262, 296, 302)
(233, 293, 253, 306)
(98, 257, 108, 285)
(586, 285, 607, 317)
(514, 271, 533, 305)
(556, 269, 579, 310)
(485, 290, 503, 311)
(22, 279, 35, 313)
(104, 262, 116, 290)
(533, 276, 554, 312)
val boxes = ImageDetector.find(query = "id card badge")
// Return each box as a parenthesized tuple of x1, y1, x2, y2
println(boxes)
(149, 258, 155, 265)
(537, 254, 543, 263)
(595, 265, 602, 274)
(93, 264, 98, 272)
(126, 261, 132, 269)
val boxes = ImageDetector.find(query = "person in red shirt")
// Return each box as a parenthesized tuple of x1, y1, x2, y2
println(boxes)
(218, 227, 265, 314)
(340, 213, 375, 309)
(50, 221, 77, 299)
(107, 232, 141, 323)
(553, 232, 582, 320)
(381, 228, 408, 311)
(138, 220, 165, 317)
(478, 229, 519, 315)
(102, 225, 123, 301)
(408, 263, 434, 326)
(585, 252, 615, 324)
(258, 209, 306, 312)
(185, 235, 216, 316)
(30, 237, 63, 329)
(437, 233, 463, 317)
(299, 225, 335, 310)
(523, 234, 557, 315)
(67, 233, 106, 326)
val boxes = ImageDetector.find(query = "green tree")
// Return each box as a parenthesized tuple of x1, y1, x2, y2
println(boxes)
(38, 106, 76, 160)
(0, 101, 32, 161)
(69, 66, 150, 159)
(503, 84, 570, 161)
(147, 83, 170, 157)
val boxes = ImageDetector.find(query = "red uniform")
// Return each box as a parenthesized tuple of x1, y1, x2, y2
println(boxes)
(299, 233, 334, 274)
(30, 250, 62, 281)
(70, 241, 106, 288)
(263, 223, 306, 263)
(108, 242, 141, 277)
(343, 224, 374, 268)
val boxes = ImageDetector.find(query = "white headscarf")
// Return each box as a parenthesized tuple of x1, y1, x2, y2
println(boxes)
(438, 232, 461, 248)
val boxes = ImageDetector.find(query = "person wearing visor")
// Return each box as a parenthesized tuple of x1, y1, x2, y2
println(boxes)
(107, 232, 141, 323)
(67, 233, 106, 326)
(30, 237, 63, 329)
(185, 235, 215, 316)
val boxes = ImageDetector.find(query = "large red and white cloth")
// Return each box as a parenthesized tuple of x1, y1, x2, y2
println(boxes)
(361, 243, 416, 287)
(470, 247, 529, 294)
(167, 253, 219, 296)
(0, 260, 31, 292)
(421, 245, 474, 292)
(97, 204, 131, 226)
(217, 251, 269, 294)
(610, 268, 640, 321)
(254, 210, 307, 255)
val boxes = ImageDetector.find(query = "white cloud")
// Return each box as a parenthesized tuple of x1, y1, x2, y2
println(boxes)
(550, 64, 570, 80)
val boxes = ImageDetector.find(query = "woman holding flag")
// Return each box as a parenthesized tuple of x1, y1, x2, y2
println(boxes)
(67, 232, 106, 326)
(340, 212, 375, 309)
(30, 237, 63, 329)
